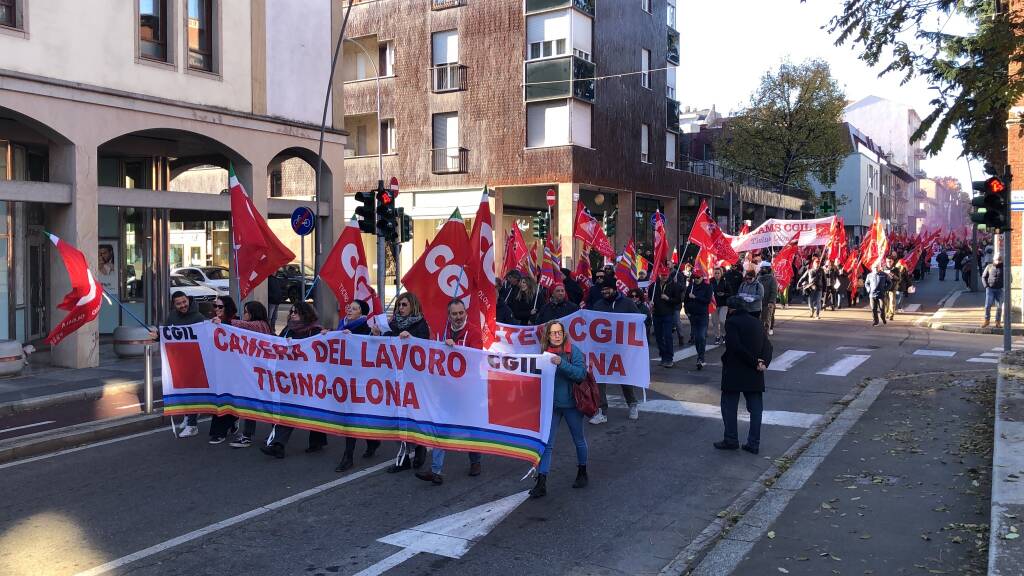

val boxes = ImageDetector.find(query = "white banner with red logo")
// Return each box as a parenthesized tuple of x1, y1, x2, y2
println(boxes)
(729, 216, 838, 252)
(489, 310, 650, 387)
(161, 323, 555, 465)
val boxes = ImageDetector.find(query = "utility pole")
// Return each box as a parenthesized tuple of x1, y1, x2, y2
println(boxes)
(1004, 165, 1013, 352)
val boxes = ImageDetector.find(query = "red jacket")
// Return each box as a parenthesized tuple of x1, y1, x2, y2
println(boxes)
(438, 322, 483, 349)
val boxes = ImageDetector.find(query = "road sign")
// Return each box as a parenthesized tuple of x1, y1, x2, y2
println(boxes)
(290, 206, 315, 236)
(389, 176, 400, 198)
(1012, 189, 1024, 212)
(546, 188, 556, 207)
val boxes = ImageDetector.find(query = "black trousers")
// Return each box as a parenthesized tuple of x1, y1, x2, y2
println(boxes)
(599, 383, 638, 409)
(268, 424, 327, 449)
(721, 391, 763, 449)
(870, 297, 887, 324)
(345, 437, 381, 456)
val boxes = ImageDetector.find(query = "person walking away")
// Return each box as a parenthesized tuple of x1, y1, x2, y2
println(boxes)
(715, 296, 772, 454)
(711, 267, 730, 344)
(936, 249, 950, 281)
(836, 263, 850, 310)
(333, 299, 382, 472)
(797, 258, 825, 319)
(756, 262, 778, 335)
(416, 299, 484, 485)
(261, 302, 326, 459)
(536, 282, 579, 324)
(737, 268, 764, 319)
(650, 267, 683, 368)
(953, 247, 966, 281)
(684, 268, 713, 370)
(590, 278, 642, 422)
(371, 291, 431, 473)
(865, 264, 890, 326)
(982, 257, 1004, 328)
(962, 256, 974, 291)
(218, 301, 273, 448)
(267, 273, 285, 331)
(159, 291, 207, 438)
(530, 319, 589, 498)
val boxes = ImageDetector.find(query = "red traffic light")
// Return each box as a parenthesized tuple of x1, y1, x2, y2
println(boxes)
(986, 177, 1006, 194)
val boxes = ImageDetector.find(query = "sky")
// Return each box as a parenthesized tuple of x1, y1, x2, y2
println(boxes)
(677, 0, 987, 193)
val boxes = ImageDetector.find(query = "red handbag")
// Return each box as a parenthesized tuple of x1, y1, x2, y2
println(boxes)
(573, 371, 601, 417)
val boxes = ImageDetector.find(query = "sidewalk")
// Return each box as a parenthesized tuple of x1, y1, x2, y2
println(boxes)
(929, 288, 1024, 335)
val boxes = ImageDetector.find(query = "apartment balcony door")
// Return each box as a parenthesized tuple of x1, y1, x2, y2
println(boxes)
(432, 112, 460, 171)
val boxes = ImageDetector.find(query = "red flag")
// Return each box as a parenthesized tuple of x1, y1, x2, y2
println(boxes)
(230, 165, 295, 300)
(546, 234, 562, 265)
(688, 200, 740, 264)
(468, 189, 498, 349)
(650, 210, 670, 280)
(319, 218, 382, 319)
(572, 250, 593, 303)
(503, 226, 530, 278)
(525, 242, 539, 279)
(671, 247, 679, 265)
(615, 240, 639, 293)
(401, 209, 472, 338)
(573, 203, 615, 258)
(824, 216, 846, 263)
(859, 213, 887, 270)
(898, 246, 923, 271)
(772, 233, 801, 292)
(844, 249, 861, 300)
(45, 234, 103, 346)
(739, 222, 750, 235)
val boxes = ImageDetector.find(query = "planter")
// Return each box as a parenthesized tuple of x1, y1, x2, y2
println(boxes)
(0, 340, 26, 377)
(113, 326, 156, 358)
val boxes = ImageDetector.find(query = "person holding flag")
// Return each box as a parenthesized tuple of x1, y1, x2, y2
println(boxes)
(683, 266, 713, 370)
(650, 265, 683, 368)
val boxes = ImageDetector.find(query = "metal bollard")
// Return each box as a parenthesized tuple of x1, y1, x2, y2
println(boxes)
(144, 343, 154, 414)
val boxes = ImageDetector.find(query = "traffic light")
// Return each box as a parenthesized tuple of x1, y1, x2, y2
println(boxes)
(398, 207, 413, 243)
(354, 190, 376, 234)
(375, 180, 399, 242)
(970, 176, 1008, 231)
(604, 210, 617, 237)
(533, 212, 548, 239)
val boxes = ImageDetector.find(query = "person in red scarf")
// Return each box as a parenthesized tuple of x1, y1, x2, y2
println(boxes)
(416, 299, 483, 484)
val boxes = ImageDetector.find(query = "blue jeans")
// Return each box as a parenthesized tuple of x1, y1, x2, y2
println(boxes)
(721, 391, 763, 450)
(431, 449, 481, 475)
(538, 407, 588, 474)
(807, 291, 822, 316)
(986, 288, 1004, 323)
(690, 313, 709, 361)
(654, 314, 676, 363)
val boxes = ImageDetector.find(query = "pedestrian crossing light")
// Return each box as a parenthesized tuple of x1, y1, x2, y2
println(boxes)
(354, 190, 376, 234)
(971, 176, 1008, 231)
(398, 207, 413, 243)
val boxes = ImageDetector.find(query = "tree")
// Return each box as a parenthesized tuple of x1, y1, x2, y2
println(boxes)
(716, 59, 848, 192)
(814, 0, 1024, 168)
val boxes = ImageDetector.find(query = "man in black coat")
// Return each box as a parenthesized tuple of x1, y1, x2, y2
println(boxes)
(590, 278, 642, 422)
(683, 269, 713, 369)
(536, 282, 579, 324)
(649, 267, 683, 368)
(936, 249, 950, 281)
(715, 295, 772, 455)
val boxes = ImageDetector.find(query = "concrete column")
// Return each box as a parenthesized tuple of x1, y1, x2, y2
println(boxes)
(48, 140, 99, 368)
(556, 182, 577, 268)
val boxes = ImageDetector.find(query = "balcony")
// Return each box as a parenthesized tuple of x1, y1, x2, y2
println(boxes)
(667, 28, 680, 65)
(525, 0, 595, 17)
(524, 56, 595, 103)
(431, 0, 465, 9)
(430, 63, 468, 93)
(667, 98, 681, 133)
(431, 147, 469, 174)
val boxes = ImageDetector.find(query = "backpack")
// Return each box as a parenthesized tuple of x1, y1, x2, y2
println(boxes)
(573, 371, 601, 417)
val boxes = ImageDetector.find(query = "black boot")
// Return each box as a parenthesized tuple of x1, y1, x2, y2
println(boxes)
(572, 465, 588, 488)
(335, 453, 354, 473)
(412, 445, 427, 469)
(529, 473, 547, 498)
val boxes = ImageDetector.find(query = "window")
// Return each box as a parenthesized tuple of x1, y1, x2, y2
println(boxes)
(665, 132, 677, 169)
(641, 49, 651, 89)
(529, 39, 567, 60)
(187, 0, 214, 72)
(432, 30, 458, 65)
(0, 0, 22, 29)
(380, 119, 397, 155)
(378, 40, 394, 76)
(641, 123, 650, 163)
(140, 0, 168, 61)
(641, 0, 652, 14)
(667, 1, 676, 27)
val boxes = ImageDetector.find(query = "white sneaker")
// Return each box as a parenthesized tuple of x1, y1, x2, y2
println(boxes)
(178, 425, 199, 438)
(628, 405, 640, 420)
(589, 410, 607, 425)
(768, 329, 774, 335)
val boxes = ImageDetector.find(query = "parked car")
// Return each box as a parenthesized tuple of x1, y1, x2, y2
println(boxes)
(275, 263, 315, 303)
(170, 275, 219, 314)
(173, 266, 230, 294)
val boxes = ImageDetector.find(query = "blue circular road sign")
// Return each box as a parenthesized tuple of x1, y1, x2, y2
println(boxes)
(291, 206, 315, 236)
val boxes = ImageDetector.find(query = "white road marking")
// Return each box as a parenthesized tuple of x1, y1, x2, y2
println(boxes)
(0, 420, 56, 434)
(913, 349, 956, 358)
(353, 549, 419, 576)
(817, 354, 871, 377)
(115, 399, 164, 410)
(652, 344, 720, 363)
(72, 461, 393, 576)
(607, 398, 820, 428)
(767, 350, 814, 372)
(902, 304, 921, 313)
(981, 352, 1003, 358)
(836, 346, 874, 352)
(967, 358, 999, 364)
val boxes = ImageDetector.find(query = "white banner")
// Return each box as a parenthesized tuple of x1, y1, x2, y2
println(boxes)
(489, 310, 651, 387)
(161, 323, 555, 465)
(729, 216, 838, 252)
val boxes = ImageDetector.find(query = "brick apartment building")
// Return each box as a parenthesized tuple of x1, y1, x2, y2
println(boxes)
(340, 0, 807, 282)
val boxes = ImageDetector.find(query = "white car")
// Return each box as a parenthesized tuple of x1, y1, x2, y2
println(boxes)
(169, 274, 220, 305)
(173, 266, 230, 294)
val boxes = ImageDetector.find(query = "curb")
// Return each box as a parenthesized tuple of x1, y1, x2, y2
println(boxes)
(0, 378, 160, 417)
(990, 353, 1024, 574)
(932, 323, 1024, 336)
(0, 412, 166, 465)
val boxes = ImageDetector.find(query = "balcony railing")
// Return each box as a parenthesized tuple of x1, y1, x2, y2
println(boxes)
(524, 55, 595, 103)
(679, 154, 812, 199)
(431, 63, 468, 93)
(667, 28, 680, 65)
(431, 0, 465, 9)
(431, 147, 469, 174)
(667, 98, 681, 133)
(525, 0, 595, 17)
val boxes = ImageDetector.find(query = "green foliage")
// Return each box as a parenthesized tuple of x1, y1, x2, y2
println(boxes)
(716, 59, 848, 190)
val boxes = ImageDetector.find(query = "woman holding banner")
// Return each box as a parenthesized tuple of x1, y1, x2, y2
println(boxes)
(209, 301, 272, 448)
(531, 319, 589, 499)
(333, 299, 381, 472)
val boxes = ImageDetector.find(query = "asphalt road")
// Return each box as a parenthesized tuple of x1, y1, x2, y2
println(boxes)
(0, 272, 1004, 576)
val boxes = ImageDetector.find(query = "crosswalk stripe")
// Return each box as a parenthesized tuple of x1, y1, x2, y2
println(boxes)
(981, 352, 1002, 358)
(903, 304, 921, 312)
(913, 349, 956, 357)
(767, 350, 814, 371)
(967, 358, 999, 364)
(606, 398, 820, 428)
(836, 346, 874, 352)
(652, 344, 721, 362)
(817, 354, 871, 376)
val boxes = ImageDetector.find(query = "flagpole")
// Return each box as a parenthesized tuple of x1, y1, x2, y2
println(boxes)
(102, 287, 149, 330)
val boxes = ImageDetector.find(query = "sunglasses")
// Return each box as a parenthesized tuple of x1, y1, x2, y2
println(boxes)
(289, 310, 299, 315)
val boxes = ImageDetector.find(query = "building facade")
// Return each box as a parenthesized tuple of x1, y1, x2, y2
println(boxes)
(0, 0, 347, 367)
(917, 176, 967, 234)
(340, 0, 807, 280)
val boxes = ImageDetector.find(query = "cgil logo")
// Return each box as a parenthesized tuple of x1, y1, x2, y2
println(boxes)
(424, 243, 471, 307)
(162, 325, 199, 341)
